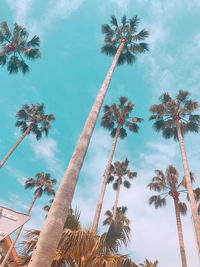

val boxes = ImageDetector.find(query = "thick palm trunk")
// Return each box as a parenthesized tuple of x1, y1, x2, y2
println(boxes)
(173, 197, 187, 267)
(175, 119, 200, 254)
(113, 178, 121, 221)
(92, 123, 121, 233)
(0, 191, 39, 267)
(0, 124, 32, 168)
(28, 42, 125, 267)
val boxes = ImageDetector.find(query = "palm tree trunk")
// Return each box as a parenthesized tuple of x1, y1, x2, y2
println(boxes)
(92, 123, 121, 233)
(28, 41, 125, 267)
(0, 124, 32, 168)
(173, 196, 187, 267)
(0, 191, 39, 267)
(113, 177, 121, 221)
(175, 119, 200, 254)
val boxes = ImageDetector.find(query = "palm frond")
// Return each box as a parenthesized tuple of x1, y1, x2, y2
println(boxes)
(0, 54, 6, 65)
(177, 90, 190, 103)
(110, 15, 118, 27)
(178, 202, 187, 216)
(119, 127, 127, 139)
(27, 35, 40, 47)
(133, 29, 149, 41)
(1, 21, 11, 38)
(149, 195, 166, 209)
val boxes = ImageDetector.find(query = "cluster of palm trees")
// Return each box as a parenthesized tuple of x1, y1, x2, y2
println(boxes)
(0, 13, 200, 267)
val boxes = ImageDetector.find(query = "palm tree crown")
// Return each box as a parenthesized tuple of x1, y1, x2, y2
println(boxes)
(25, 173, 56, 198)
(15, 103, 55, 140)
(149, 90, 200, 140)
(0, 21, 40, 74)
(140, 258, 159, 267)
(101, 15, 149, 65)
(101, 96, 143, 139)
(148, 165, 188, 213)
(108, 158, 137, 190)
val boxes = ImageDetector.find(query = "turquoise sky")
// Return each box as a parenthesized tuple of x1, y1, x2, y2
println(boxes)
(1, 0, 200, 266)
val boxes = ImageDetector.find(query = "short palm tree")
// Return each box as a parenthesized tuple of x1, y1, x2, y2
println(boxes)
(140, 258, 159, 267)
(103, 206, 131, 243)
(0, 21, 40, 74)
(1, 173, 56, 267)
(149, 90, 200, 254)
(148, 165, 189, 267)
(0, 103, 55, 168)
(108, 159, 137, 221)
(92, 96, 142, 233)
(29, 15, 149, 267)
(19, 212, 138, 266)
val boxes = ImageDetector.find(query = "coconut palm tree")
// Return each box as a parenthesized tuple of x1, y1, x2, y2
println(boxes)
(0, 21, 40, 74)
(29, 15, 149, 267)
(92, 96, 142, 233)
(140, 258, 159, 267)
(149, 90, 200, 254)
(103, 206, 131, 243)
(0, 103, 55, 168)
(1, 173, 56, 267)
(108, 159, 137, 221)
(19, 211, 138, 266)
(148, 165, 189, 267)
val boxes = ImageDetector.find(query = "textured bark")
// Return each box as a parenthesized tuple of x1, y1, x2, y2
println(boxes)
(0, 124, 32, 168)
(173, 196, 187, 267)
(92, 123, 121, 233)
(0, 191, 39, 267)
(28, 42, 125, 267)
(175, 119, 200, 254)
(113, 177, 121, 220)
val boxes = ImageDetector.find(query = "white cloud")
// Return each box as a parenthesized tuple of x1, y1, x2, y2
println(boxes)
(6, 0, 84, 37)
(29, 137, 64, 178)
(5, 165, 26, 185)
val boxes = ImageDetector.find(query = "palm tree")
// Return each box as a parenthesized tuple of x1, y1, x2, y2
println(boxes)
(19, 218, 138, 266)
(149, 90, 200, 254)
(148, 165, 189, 267)
(108, 159, 137, 220)
(0, 21, 40, 74)
(43, 198, 54, 213)
(28, 15, 149, 267)
(103, 206, 131, 243)
(0, 103, 55, 168)
(140, 258, 159, 267)
(92, 96, 142, 233)
(1, 173, 56, 267)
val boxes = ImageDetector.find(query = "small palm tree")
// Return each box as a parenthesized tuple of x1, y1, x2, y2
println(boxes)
(0, 21, 40, 74)
(108, 158, 137, 220)
(0, 103, 55, 168)
(1, 173, 56, 267)
(148, 165, 189, 267)
(103, 206, 131, 243)
(140, 258, 159, 267)
(43, 198, 54, 213)
(19, 212, 138, 266)
(29, 16, 149, 267)
(149, 90, 200, 254)
(92, 96, 142, 233)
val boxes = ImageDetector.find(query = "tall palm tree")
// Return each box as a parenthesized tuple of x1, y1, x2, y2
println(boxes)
(29, 15, 149, 267)
(140, 258, 159, 267)
(92, 96, 142, 233)
(0, 103, 55, 168)
(108, 159, 137, 220)
(103, 206, 131, 243)
(149, 90, 200, 254)
(1, 173, 56, 267)
(0, 21, 40, 74)
(148, 165, 189, 267)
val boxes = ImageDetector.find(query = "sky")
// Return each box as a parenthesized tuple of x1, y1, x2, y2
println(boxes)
(0, 0, 200, 266)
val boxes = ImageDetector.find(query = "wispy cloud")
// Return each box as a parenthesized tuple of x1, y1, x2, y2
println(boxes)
(29, 137, 64, 178)
(5, 165, 26, 185)
(6, 0, 84, 37)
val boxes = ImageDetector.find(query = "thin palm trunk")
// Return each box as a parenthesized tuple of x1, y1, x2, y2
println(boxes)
(175, 119, 200, 254)
(173, 196, 187, 267)
(0, 191, 39, 267)
(0, 124, 32, 168)
(28, 41, 125, 267)
(92, 123, 121, 233)
(113, 177, 121, 221)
